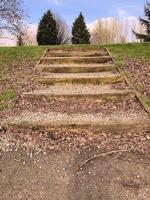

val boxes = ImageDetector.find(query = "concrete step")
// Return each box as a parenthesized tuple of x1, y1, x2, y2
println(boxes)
(23, 85, 135, 101)
(45, 49, 108, 57)
(36, 64, 116, 73)
(39, 56, 112, 65)
(35, 72, 124, 85)
(5, 111, 150, 132)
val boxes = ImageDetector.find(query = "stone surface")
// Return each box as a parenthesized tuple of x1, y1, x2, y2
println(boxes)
(5, 111, 150, 132)
(23, 84, 135, 100)
(36, 63, 116, 73)
(35, 72, 124, 85)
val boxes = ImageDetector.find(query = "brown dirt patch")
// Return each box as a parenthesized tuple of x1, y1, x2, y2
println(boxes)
(0, 149, 150, 200)
(11, 97, 146, 115)
(1, 126, 150, 154)
(125, 59, 150, 97)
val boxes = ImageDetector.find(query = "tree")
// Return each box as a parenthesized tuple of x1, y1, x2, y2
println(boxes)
(14, 18, 28, 46)
(133, 2, 150, 41)
(72, 12, 90, 44)
(54, 14, 71, 44)
(37, 10, 58, 45)
(0, 0, 27, 45)
(91, 18, 125, 44)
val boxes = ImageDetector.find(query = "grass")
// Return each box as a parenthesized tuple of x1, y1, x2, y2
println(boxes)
(106, 42, 150, 61)
(0, 89, 16, 101)
(138, 95, 150, 114)
(0, 89, 16, 110)
(0, 46, 47, 76)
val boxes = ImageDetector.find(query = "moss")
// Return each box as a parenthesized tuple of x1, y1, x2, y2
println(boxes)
(37, 65, 116, 73)
(138, 95, 150, 114)
(36, 75, 124, 85)
(0, 89, 16, 111)
(40, 56, 112, 65)
(0, 89, 16, 101)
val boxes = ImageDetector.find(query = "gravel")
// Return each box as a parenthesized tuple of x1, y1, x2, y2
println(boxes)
(15, 95, 145, 115)
(5, 111, 150, 128)
(24, 84, 132, 95)
(37, 63, 115, 68)
(36, 71, 119, 78)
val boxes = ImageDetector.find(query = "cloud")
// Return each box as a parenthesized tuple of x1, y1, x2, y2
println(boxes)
(117, 8, 139, 21)
(87, 20, 97, 32)
(118, 9, 126, 16)
(45, 0, 60, 5)
(52, 0, 60, 5)
(0, 37, 16, 46)
(117, 8, 130, 20)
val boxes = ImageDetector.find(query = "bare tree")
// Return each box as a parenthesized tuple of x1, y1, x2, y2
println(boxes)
(0, 0, 27, 45)
(22, 25, 38, 46)
(53, 14, 71, 44)
(91, 17, 142, 44)
(91, 18, 124, 44)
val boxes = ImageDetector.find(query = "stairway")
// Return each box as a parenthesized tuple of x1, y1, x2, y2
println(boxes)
(5, 47, 150, 132)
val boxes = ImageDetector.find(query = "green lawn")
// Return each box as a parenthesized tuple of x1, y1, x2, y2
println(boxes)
(106, 43, 150, 61)
(1, 43, 149, 71)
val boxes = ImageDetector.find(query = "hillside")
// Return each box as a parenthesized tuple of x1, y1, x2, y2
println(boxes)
(0, 43, 150, 200)
(0, 43, 150, 112)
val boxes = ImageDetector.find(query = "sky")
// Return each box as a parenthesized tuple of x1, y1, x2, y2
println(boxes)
(0, 0, 146, 46)
(24, 0, 145, 26)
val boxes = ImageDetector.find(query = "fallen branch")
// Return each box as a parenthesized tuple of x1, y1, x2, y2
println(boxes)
(75, 147, 133, 173)
(12, 94, 21, 110)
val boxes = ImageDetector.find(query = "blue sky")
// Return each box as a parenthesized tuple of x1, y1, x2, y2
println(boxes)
(24, 0, 145, 25)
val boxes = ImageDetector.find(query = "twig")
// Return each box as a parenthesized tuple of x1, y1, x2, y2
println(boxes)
(12, 94, 21, 110)
(75, 148, 133, 173)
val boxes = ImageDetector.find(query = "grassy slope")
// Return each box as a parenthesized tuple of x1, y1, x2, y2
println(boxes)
(0, 43, 149, 111)
(106, 43, 150, 61)
(0, 46, 47, 110)
(106, 43, 150, 113)
(0, 46, 47, 74)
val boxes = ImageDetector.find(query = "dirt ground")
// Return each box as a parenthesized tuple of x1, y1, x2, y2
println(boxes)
(125, 59, 150, 97)
(0, 148, 150, 200)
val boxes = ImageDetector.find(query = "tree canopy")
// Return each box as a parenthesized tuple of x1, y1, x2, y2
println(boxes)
(72, 12, 90, 44)
(37, 10, 58, 45)
(134, 2, 150, 42)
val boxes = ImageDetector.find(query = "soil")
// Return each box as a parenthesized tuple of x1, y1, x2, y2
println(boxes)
(1, 126, 150, 154)
(125, 59, 150, 97)
(12, 95, 146, 115)
(0, 149, 150, 200)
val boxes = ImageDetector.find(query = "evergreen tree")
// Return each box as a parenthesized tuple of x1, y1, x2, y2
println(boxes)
(133, 2, 150, 42)
(37, 10, 58, 45)
(72, 12, 90, 44)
